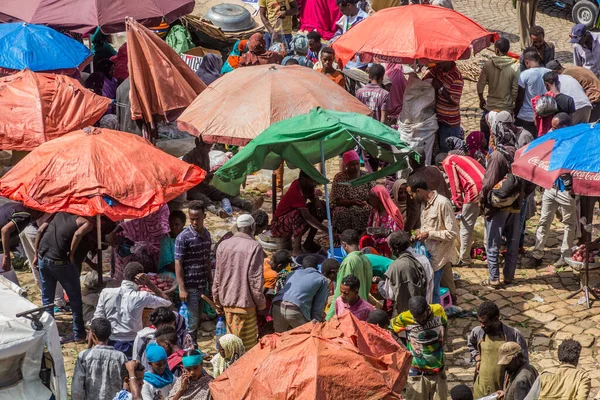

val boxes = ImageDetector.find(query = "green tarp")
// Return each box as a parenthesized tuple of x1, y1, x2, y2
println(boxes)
(215, 108, 416, 185)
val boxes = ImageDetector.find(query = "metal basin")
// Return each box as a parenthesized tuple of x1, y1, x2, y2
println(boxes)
(205, 4, 254, 32)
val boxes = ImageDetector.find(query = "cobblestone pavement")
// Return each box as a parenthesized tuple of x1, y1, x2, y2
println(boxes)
(447, 2, 600, 397)
(456, 0, 575, 132)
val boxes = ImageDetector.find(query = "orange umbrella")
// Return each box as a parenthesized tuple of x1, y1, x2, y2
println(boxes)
(126, 17, 206, 128)
(209, 312, 412, 399)
(0, 70, 110, 151)
(177, 64, 371, 146)
(0, 127, 205, 221)
(332, 5, 497, 66)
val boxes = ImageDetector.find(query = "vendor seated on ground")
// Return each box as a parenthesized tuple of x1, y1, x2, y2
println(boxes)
(270, 170, 329, 256)
(182, 137, 263, 218)
(359, 185, 404, 257)
(331, 150, 374, 234)
(167, 350, 213, 400)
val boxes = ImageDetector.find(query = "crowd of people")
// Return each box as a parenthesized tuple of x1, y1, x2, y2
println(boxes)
(2, 0, 599, 398)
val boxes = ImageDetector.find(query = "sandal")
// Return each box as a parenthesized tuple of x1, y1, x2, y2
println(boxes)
(482, 279, 501, 288)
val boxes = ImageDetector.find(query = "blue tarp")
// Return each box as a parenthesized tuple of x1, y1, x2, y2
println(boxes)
(0, 23, 91, 72)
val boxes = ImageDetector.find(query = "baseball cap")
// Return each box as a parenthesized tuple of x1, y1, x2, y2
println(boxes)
(497, 342, 523, 365)
(570, 24, 587, 43)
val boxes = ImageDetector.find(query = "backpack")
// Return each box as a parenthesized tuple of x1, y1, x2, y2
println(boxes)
(487, 149, 522, 209)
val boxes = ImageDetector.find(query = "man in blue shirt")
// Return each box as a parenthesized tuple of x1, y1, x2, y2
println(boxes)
(271, 260, 329, 332)
(175, 200, 212, 342)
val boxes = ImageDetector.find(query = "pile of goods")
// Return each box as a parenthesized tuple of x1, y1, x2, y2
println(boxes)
(570, 245, 597, 263)
(138, 275, 176, 292)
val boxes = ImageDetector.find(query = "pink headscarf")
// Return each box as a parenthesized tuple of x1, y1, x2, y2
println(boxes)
(371, 185, 404, 230)
(384, 63, 407, 118)
(342, 150, 360, 166)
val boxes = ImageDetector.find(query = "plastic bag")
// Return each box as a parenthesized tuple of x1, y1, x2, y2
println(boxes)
(397, 114, 438, 165)
(411, 241, 431, 259)
(269, 18, 289, 54)
(399, 75, 437, 124)
(535, 95, 558, 117)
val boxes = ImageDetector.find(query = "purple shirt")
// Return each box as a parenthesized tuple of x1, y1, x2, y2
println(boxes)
(335, 297, 374, 321)
(356, 83, 390, 122)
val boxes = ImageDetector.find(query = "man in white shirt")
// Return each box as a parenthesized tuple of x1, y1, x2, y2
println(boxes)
(93, 262, 171, 358)
(557, 73, 593, 124)
(514, 49, 551, 134)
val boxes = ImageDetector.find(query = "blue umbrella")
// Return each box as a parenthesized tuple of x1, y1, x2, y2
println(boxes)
(512, 123, 600, 195)
(0, 23, 92, 72)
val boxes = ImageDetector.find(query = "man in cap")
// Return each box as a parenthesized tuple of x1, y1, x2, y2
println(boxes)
(497, 342, 538, 400)
(570, 24, 600, 78)
(213, 214, 266, 350)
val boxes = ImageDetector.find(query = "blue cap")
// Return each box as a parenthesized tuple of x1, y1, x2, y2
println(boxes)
(570, 24, 587, 43)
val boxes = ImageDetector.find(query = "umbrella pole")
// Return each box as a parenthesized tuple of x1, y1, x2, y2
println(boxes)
(319, 141, 335, 257)
(272, 171, 277, 215)
(96, 215, 103, 286)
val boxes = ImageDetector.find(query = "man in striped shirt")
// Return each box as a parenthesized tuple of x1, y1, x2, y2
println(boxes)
(423, 62, 464, 153)
(437, 153, 485, 267)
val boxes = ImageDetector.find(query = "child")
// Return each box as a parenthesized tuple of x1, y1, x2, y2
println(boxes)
(321, 258, 341, 317)
(449, 384, 473, 400)
(335, 274, 374, 321)
(113, 360, 144, 400)
(264, 249, 293, 295)
(158, 210, 186, 273)
(167, 350, 213, 400)
(366, 309, 403, 345)
(301, 255, 319, 270)
(210, 334, 245, 378)
(142, 344, 175, 399)
(72, 317, 127, 400)
(155, 325, 185, 377)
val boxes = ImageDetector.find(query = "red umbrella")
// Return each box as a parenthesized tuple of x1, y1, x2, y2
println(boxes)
(210, 312, 412, 399)
(0, 127, 205, 220)
(0, 0, 194, 34)
(0, 70, 110, 151)
(332, 5, 498, 66)
(127, 17, 206, 128)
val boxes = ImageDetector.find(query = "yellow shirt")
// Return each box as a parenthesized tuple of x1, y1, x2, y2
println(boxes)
(258, 0, 293, 35)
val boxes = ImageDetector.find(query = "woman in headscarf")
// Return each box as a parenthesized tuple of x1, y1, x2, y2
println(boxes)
(282, 34, 314, 68)
(466, 131, 488, 166)
(110, 43, 129, 84)
(210, 334, 245, 378)
(445, 136, 469, 156)
(384, 63, 407, 122)
(167, 350, 212, 400)
(330, 150, 374, 233)
(391, 178, 408, 221)
(239, 33, 284, 67)
(142, 344, 175, 399)
(97, 59, 118, 101)
(195, 54, 223, 86)
(360, 185, 405, 257)
(221, 39, 250, 74)
(91, 27, 116, 65)
(107, 204, 171, 281)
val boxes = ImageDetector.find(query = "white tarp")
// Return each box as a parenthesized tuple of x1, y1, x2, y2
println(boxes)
(0, 282, 67, 400)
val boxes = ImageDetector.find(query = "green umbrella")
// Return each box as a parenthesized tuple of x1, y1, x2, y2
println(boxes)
(215, 108, 415, 256)
(215, 108, 414, 185)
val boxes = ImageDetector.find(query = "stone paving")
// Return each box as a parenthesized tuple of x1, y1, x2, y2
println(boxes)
(16, 1, 600, 397)
(455, 0, 576, 132)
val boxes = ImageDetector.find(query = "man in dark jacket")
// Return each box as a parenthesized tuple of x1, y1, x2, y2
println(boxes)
(497, 341, 538, 400)
(383, 230, 427, 316)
